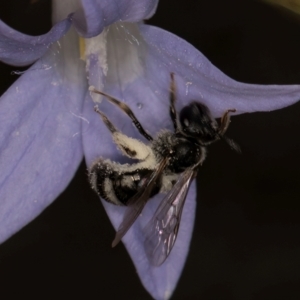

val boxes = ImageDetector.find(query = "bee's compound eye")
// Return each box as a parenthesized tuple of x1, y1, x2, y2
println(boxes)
(183, 118, 189, 127)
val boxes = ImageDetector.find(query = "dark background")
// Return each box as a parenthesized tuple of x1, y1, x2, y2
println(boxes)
(1, 0, 300, 299)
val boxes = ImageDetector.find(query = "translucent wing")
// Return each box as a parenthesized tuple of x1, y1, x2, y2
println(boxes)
(112, 157, 169, 247)
(143, 169, 195, 266)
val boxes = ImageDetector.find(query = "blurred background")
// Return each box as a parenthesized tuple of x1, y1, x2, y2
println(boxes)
(0, 0, 300, 299)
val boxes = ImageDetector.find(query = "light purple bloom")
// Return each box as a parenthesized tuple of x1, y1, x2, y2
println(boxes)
(1, 1, 300, 299)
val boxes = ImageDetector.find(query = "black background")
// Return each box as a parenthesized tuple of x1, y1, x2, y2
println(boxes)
(0, 0, 300, 299)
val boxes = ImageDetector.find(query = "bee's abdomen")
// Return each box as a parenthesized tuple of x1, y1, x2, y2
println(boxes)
(89, 160, 160, 206)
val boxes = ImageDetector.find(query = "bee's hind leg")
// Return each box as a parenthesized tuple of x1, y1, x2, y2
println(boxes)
(93, 106, 153, 161)
(90, 87, 153, 141)
(94, 106, 118, 134)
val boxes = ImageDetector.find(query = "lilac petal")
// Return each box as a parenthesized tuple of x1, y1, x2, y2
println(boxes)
(83, 23, 300, 299)
(0, 42, 87, 243)
(73, 0, 158, 37)
(0, 16, 72, 66)
(137, 24, 300, 118)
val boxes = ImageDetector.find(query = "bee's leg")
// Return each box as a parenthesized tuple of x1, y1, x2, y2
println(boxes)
(218, 108, 241, 153)
(94, 106, 153, 160)
(89, 87, 153, 141)
(94, 106, 117, 133)
(169, 72, 179, 131)
(218, 108, 236, 135)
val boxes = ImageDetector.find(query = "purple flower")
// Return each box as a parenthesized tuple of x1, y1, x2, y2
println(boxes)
(1, 1, 300, 299)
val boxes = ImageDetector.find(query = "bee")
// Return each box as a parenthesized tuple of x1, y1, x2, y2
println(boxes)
(89, 73, 239, 266)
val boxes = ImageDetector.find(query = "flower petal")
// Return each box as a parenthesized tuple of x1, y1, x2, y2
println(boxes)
(138, 24, 300, 118)
(0, 16, 72, 66)
(0, 33, 87, 243)
(73, 0, 158, 37)
(83, 22, 300, 300)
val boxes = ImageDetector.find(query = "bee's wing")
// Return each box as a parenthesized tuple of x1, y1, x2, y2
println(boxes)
(112, 157, 170, 247)
(143, 169, 195, 266)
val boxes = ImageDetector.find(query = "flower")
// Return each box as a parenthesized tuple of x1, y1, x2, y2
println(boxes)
(1, 1, 300, 299)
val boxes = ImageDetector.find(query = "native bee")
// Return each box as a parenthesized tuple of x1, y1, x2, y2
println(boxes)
(89, 73, 239, 266)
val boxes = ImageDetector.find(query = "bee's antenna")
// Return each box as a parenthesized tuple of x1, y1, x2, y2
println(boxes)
(220, 135, 241, 153)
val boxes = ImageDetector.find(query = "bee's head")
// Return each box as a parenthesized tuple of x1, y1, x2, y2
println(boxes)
(179, 101, 240, 152)
(179, 102, 219, 144)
